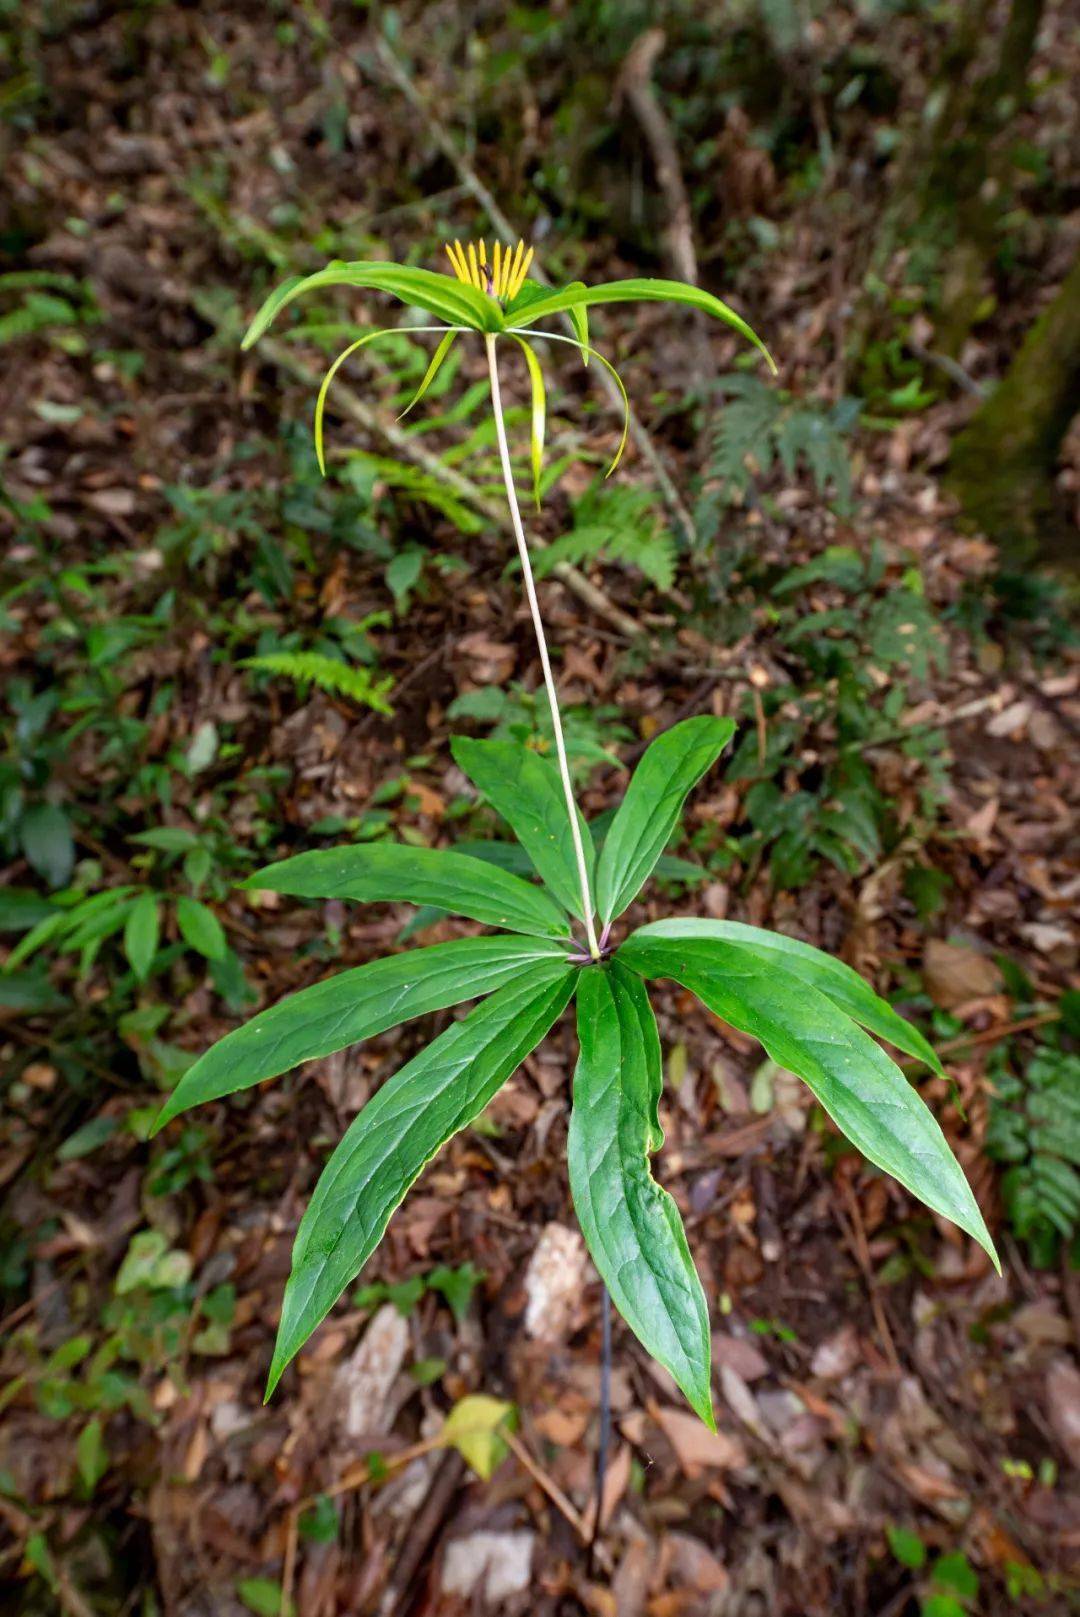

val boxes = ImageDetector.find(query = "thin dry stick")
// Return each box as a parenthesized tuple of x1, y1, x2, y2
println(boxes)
(280, 1436, 442, 1614)
(614, 29, 713, 459)
(371, 33, 698, 546)
(503, 1430, 608, 1559)
(899, 1009, 1061, 1073)
(838, 1180, 901, 1375)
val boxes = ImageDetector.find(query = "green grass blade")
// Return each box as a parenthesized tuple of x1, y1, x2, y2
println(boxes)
(570, 963, 714, 1426)
(267, 961, 575, 1393)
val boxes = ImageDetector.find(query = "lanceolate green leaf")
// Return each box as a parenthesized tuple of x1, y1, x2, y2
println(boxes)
(314, 327, 396, 475)
(515, 279, 776, 374)
(241, 262, 498, 348)
(399, 327, 459, 419)
(629, 918, 943, 1073)
(123, 891, 160, 983)
(243, 841, 570, 940)
(509, 328, 629, 475)
(451, 737, 595, 923)
(595, 717, 735, 924)
(569, 963, 714, 1426)
(153, 935, 565, 1132)
(268, 961, 575, 1393)
(512, 335, 547, 506)
(618, 934, 998, 1268)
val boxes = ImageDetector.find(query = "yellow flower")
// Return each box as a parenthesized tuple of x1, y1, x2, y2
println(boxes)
(445, 237, 535, 303)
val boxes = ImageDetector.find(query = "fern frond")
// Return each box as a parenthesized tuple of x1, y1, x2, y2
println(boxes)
(241, 653, 394, 714)
(705, 374, 856, 512)
(533, 484, 676, 591)
(988, 1044, 1080, 1263)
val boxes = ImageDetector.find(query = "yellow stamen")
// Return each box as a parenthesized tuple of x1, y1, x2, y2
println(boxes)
(510, 244, 534, 300)
(445, 236, 536, 300)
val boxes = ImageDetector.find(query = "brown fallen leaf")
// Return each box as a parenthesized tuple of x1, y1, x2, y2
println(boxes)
(666, 1531, 729, 1594)
(612, 1539, 652, 1617)
(534, 1406, 591, 1446)
(923, 939, 1003, 1009)
(651, 1403, 746, 1476)
(1045, 1358, 1080, 1468)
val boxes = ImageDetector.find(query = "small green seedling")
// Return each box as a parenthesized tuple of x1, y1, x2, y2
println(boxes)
(154, 238, 997, 1426)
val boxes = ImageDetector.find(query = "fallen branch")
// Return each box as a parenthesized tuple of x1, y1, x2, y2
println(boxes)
(614, 30, 698, 287)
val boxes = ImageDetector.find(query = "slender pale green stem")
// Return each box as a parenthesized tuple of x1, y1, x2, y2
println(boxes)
(484, 333, 601, 959)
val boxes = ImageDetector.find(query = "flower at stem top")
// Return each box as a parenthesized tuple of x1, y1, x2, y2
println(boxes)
(445, 237, 535, 303)
(241, 235, 776, 497)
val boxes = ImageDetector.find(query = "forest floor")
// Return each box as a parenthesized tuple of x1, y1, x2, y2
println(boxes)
(1, 4, 1078, 1615)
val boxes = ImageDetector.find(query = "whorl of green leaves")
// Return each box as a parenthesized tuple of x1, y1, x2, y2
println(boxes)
(153, 721, 997, 1418)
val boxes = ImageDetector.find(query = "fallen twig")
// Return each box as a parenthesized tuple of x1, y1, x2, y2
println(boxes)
(503, 1428, 613, 1570)
(837, 1179, 902, 1375)
(900, 1009, 1061, 1072)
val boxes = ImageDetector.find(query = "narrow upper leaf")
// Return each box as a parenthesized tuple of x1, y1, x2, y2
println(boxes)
(512, 335, 547, 506)
(267, 961, 575, 1393)
(515, 278, 776, 374)
(243, 841, 570, 939)
(153, 934, 565, 1132)
(629, 917, 943, 1073)
(314, 327, 396, 474)
(569, 963, 714, 1425)
(618, 933, 998, 1268)
(451, 737, 594, 923)
(398, 328, 459, 419)
(595, 717, 735, 924)
(507, 329, 630, 477)
(241, 262, 498, 348)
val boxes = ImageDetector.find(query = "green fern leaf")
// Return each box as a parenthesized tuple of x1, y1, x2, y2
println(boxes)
(710, 377, 780, 495)
(241, 652, 394, 714)
(989, 1044, 1080, 1263)
(533, 483, 676, 591)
